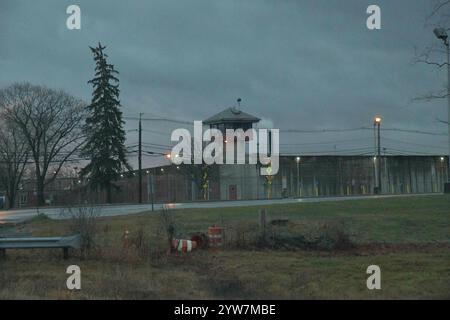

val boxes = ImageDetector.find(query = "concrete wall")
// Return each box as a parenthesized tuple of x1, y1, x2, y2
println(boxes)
(217, 155, 448, 200)
(12, 155, 448, 207)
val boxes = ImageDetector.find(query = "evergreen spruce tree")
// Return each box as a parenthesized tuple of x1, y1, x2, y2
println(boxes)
(81, 43, 130, 203)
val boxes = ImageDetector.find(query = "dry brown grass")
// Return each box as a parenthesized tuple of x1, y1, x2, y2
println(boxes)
(1, 196, 450, 299)
(0, 245, 449, 299)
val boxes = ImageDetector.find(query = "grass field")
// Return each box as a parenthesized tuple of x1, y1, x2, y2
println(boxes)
(0, 195, 449, 299)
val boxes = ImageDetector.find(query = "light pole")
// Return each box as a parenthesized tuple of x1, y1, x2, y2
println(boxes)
(296, 156, 301, 197)
(433, 28, 450, 191)
(146, 169, 154, 211)
(138, 113, 143, 203)
(374, 116, 382, 194)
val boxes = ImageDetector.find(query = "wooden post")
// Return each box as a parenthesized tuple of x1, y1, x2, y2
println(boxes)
(63, 247, 69, 260)
(123, 229, 130, 249)
(259, 209, 267, 243)
(0, 248, 5, 259)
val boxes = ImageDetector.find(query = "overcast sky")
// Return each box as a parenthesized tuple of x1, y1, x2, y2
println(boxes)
(0, 0, 448, 167)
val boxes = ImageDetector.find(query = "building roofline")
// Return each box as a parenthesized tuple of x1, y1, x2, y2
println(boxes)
(203, 107, 261, 124)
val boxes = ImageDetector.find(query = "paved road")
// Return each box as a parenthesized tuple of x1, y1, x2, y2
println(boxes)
(0, 193, 441, 224)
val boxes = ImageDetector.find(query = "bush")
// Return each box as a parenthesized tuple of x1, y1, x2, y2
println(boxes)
(220, 221, 260, 249)
(268, 219, 354, 251)
(157, 207, 177, 252)
(61, 205, 99, 257)
(315, 221, 354, 250)
(30, 213, 50, 223)
(129, 226, 153, 260)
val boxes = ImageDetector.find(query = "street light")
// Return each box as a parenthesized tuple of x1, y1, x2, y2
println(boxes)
(373, 116, 382, 194)
(295, 157, 301, 197)
(433, 27, 450, 192)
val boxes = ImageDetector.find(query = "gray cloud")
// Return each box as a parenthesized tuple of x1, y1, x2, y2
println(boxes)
(0, 0, 448, 166)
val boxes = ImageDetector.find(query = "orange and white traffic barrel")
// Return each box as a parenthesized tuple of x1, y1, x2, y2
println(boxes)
(208, 225, 223, 248)
(171, 239, 197, 253)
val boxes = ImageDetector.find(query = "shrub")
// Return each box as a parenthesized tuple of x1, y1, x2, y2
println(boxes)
(30, 212, 50, 223)
(61, 205, 99, 257)
(315, 221, 354, 250)
(268, 219, 354, 251)
(157, 207, 177, 252)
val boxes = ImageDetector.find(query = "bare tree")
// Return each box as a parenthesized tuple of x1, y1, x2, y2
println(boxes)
(414, 1, 450, 102)
(425, 0, 450, 28)
(177, 163, 219, 201)
(0, 83, 86, 206)
(0, 119, 29, 208)
(61, 205, 99, 258)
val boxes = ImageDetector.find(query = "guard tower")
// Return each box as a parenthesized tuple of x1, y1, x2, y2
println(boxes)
(203, 100, 260, 134)
(203, 100, 261, 201)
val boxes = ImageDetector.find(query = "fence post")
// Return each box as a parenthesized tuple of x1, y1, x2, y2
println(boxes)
(259, 209, 267, 243)
(63, 247, 69, 260)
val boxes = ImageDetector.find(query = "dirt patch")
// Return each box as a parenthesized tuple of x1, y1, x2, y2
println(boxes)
(0, 222, 33, 237)
(351, 242, 450, 255)
(301, 242, 450, 257)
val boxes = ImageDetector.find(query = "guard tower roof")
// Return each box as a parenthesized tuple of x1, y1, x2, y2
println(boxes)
(203, 107, 260, 125)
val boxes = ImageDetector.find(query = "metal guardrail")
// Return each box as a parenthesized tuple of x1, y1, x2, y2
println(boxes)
(0, 234, 81, 259)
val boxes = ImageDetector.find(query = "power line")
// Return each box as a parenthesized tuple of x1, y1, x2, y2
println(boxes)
(380, 128, 446, 136)
(126, 128, 172, 136)
(142, 129, 172, 135)
(383, 137, 447, 150)
(282, 127, 369, 133)
(280, 136, 373, 146)
(142, 142, 173, 148)
(123, 116, 192, 125)
(382, 147, 443, 155)
(0, 158, 90, 164)
(282, 126, 446, 136)
(281, 147, 375, 155)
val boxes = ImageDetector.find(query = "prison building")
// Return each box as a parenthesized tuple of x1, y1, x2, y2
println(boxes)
(9, 153, 445, 208)
(142, 155, 448, 202)
(3, 106, 448, 207)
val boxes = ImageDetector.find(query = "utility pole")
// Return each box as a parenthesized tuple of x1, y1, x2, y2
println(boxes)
(433, 28, 450, 192)
(256, 137, 260, 200)
(374, 116, 382, 194)
(377, 120, 381, 193)
(296, 156, 300, 197)
(447, 38, 450, 188)
(445, 32, 450, 189)
(138, 113, 143, 203)
(446, 33, 450, 190)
